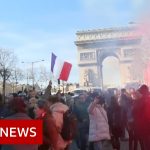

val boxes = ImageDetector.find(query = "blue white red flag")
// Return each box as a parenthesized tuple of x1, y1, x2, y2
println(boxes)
(51, 52, 72, 81)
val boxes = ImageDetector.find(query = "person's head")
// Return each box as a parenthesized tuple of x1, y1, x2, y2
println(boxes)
(28, 97, 37, 108)
(34, 100, 49, 118)
(47, 95, 59, 107)
(96, 95, 105, 105)
(79, 93, 86, 102)
(138, 84, 149, 96)
(132, 90, 142, 100)
(129, 88, 135, 95)
(92, 92, 105, 105)
(91, 92, 99, 99)
(12, 93, 18, 98)
(68, 92, 71, 95)
(9, 97, 26, 113)
(121, 88, 126, 94)
(114, 89, 120, 96)
(56, 90, 62, 100)
(29, 89, 36, 98)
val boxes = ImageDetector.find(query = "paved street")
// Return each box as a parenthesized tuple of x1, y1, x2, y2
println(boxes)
(69, 140, 141, 150)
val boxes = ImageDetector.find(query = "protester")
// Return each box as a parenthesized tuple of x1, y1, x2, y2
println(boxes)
(34, 100, 58, 150)
(107, 96, 124, 150)
(88, 94, 112, 150)
(28, 97, 37, 119)
(73, 93, 90, 150)
(133, 85, 150, 150)
(126, 90, 142, 150)
(1, 97, 38, 150)
(48, 96, 71, 150)
(118, 88, 131, 139)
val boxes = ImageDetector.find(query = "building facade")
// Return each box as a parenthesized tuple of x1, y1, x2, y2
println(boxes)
(75, 27, 141, 88)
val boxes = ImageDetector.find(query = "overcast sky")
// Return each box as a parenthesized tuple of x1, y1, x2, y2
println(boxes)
(0, 0, 148, 85)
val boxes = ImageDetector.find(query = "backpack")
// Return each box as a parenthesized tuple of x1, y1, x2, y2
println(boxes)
(61, 109, 78, 140)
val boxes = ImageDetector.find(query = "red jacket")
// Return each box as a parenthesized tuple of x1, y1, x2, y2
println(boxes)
(133, 96, 150, 137)
(37, 112, 59, 150)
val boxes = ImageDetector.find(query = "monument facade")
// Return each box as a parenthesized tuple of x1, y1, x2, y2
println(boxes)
(75, 27, 141, 88)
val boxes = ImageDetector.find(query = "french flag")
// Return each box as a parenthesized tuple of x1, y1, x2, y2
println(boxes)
(51, 53, 72, 81)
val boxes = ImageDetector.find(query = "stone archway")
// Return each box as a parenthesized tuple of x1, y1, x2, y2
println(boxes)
(96, 49, 120, 88)
(75, 27, 141, 88)
(102, 56, 121, 88)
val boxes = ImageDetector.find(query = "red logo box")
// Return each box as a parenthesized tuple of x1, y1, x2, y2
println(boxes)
(0, 120, 43, 144)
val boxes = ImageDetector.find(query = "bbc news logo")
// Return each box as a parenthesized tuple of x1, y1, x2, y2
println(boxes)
(0, 120, 43, 144)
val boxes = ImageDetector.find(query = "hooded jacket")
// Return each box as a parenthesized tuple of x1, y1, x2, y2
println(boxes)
(50, 102, 71, 150)
(88, 102, 110, 142)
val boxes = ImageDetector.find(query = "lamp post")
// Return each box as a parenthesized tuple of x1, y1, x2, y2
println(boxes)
(22, 60, 44, 89)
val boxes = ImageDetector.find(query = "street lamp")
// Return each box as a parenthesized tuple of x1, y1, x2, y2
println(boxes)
(22, 59, 44, 89)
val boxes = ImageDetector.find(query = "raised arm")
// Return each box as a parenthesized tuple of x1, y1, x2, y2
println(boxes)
(88, 98, 99, 114)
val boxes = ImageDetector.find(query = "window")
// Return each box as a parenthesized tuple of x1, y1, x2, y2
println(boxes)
(80, 52, 95, 61)
(124, 49, 134, 57)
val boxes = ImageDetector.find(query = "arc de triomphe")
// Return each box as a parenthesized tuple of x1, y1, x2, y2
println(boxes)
(75, 27, 141, 88)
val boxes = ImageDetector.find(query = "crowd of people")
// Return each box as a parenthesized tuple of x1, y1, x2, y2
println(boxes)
(0, 82, 150, 150)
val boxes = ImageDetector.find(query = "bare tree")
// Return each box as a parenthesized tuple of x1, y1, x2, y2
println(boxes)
(8, 68, 24, 93)
(40, 66, 49, 80)
(0, 49, 17, 102)
(37, 65, 50, 87)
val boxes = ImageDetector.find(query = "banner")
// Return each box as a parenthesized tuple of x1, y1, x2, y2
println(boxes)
(51, 52, 72, 81)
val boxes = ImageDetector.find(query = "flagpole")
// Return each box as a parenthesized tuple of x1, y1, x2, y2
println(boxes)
(58, 79, 60, 90)
(51, 52, 72, 91)
(62, 81, 64, 94)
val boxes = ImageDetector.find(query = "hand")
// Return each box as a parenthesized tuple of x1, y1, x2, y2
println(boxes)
(93, 97, 99, 104)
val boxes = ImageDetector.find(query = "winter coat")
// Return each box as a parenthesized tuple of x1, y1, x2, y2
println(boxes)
(37, 112, 58, 150)
(133, 95, 150, 138)
(107, 104, 124, 137)
(119, 93, 130, 112)
(88, 102, 110, 142)
(73, 99, 89, 127)
(50, 102, 69, 131)
(50, 102, 71, 150)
